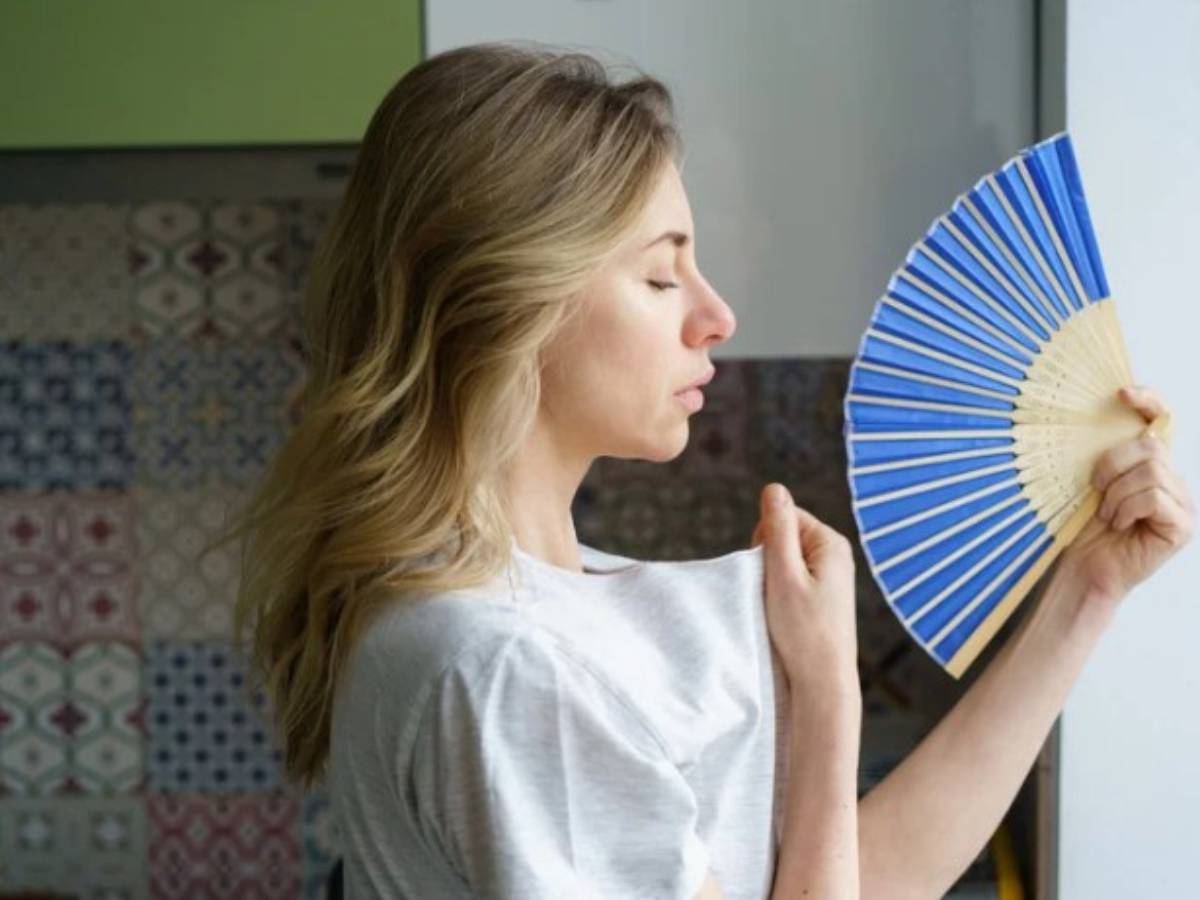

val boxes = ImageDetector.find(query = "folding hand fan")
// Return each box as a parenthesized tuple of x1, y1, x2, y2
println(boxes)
(843, 132, 1173, 680)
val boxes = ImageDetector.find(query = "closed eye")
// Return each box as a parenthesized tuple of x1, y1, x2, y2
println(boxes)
(647, 280, 678, 292)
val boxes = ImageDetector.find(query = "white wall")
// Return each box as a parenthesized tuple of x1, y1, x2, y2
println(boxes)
(1059, 1, 1200, 896)
(426, 0, 1035, 357)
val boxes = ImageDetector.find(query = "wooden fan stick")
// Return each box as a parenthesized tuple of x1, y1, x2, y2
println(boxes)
(944, 384, 1173, 679)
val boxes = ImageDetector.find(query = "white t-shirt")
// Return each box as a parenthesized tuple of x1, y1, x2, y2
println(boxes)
(328, 538, 791, 899)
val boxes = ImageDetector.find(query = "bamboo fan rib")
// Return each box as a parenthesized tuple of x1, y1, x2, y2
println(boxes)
(843, 132, 1173, 680)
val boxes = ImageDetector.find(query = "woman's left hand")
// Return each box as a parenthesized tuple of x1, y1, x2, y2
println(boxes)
(1054, 384, 1194, 614)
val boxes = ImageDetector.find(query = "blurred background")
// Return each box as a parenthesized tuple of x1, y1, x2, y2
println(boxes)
(0, 0, 1195, 897)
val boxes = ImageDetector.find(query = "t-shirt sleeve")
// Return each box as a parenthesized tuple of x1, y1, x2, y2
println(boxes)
(407, 629, 712, 900)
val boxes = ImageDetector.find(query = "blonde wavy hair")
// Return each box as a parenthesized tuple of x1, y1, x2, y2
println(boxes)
(207, 40, 685, 788)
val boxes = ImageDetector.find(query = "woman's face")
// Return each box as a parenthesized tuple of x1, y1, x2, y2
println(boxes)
(539, 161, 737, 464)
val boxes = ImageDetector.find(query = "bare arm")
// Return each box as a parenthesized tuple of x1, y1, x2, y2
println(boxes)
(769, 676, 863, 900)
(856, 568, 1112, 899)
(853, 385, 1193, 898)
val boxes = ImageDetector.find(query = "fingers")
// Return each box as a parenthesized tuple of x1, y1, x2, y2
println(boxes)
(1097, 455, 1191, 521)
(1092, 385, 1195, 544)
(1092, 431, 1172, 495)
(792, 503, 854, 575)
(1118, 384, 1170, 424)
(755, 483, 853, 580)
(761, 483, 806, 579)
(1108, 485, 1194, 546)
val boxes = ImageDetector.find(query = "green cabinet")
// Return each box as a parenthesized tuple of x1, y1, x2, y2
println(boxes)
(0, 0, 423, 149)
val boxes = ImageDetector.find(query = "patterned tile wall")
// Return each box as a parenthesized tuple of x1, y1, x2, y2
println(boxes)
(0, 194, 986, 897)
(0, 197, 335, 899)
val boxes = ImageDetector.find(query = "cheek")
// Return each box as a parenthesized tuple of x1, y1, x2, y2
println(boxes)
(592, 309, 673, 390)
(545, 346, 669, 434)
(592, 332, 670, 407)
(558, 315, 659, 396)
(540, 289, 677, 430)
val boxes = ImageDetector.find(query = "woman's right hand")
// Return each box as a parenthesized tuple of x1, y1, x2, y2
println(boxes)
(751, 483, 860, 700)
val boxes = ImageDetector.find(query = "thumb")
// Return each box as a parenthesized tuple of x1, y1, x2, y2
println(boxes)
(791, 503, 846, 578)
(761, 483, 806, 576)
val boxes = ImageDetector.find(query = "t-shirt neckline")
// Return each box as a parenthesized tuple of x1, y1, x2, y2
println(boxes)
(510, 537, 643, 579)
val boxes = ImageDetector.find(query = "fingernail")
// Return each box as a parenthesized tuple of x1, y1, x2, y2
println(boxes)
(771, 485, 789, 508)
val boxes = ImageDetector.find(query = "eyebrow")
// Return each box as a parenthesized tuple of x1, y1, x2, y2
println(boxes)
(642, 230, 691, 252)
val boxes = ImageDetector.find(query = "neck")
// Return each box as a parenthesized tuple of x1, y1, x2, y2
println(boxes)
(501, 418, 593, 572)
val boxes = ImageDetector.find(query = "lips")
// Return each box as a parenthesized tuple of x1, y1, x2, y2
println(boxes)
(676, 367, 715, 394)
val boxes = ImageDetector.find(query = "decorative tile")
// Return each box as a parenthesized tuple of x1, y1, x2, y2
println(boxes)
(129, 200, 287, 342)
(146, 792, 301, 899)
(0, 641, 65, 794)
(130, 335, 303, 490)
(301, 789, 342, 900)
(747, 357, 850, 483)
(0, 794, 148, 897)
(0, 203, 132, 340)
(144, 641, 284, 793)
(133, 479, 248, 642)
(275, 197, 337, 405)
(0, 641, 142, 795)
(579, 472, 759, 562)
(278, 197, 337, 298)
(0, 492, 139, 646)
(0, 339, 135, 492)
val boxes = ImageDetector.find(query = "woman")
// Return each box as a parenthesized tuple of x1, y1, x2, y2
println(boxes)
(226, 42, 1194, 899)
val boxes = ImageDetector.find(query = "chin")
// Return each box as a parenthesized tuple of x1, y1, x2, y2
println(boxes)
(606, 411, 691, 463)
(643, 420, 691, 463)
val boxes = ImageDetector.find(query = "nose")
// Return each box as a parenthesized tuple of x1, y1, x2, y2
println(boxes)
(685, 273, 737, 348)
